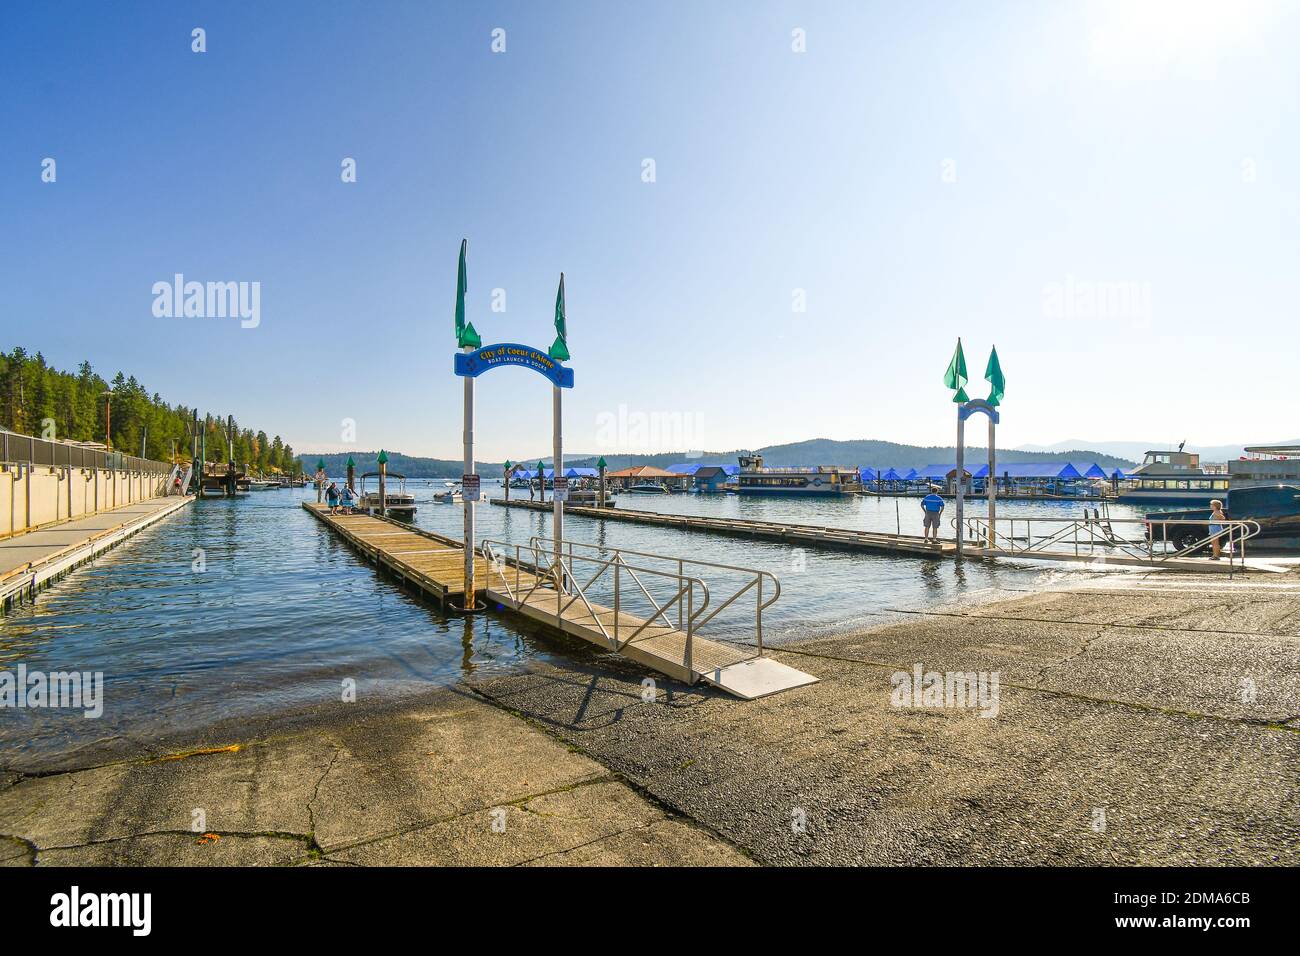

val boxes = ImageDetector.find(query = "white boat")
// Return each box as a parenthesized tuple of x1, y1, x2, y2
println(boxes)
(433, 489, 463, 504)
(735, 453, 863, 497)
(357, 472, 418, 520)
(246, 479, 277, 491)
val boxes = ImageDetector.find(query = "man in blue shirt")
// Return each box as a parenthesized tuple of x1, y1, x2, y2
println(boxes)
(921, 488, 945, 543)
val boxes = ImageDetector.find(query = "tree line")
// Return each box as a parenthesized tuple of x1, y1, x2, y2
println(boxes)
(0, 347, 301, 475)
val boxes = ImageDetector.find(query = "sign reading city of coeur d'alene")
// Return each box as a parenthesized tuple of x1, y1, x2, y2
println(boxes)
(454, 343, 574, 388)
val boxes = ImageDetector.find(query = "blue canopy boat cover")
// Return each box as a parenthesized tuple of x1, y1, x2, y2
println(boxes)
(1071, 462, 1108, 480)
(983, 462, 1083, 480)
(918, 463, 991, 479)
(669, 462, 738, 475)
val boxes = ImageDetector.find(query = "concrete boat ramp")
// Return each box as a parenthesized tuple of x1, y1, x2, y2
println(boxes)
(303, 503, 817, 699)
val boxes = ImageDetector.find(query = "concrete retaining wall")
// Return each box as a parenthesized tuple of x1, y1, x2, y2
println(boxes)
(0, 464, 172, 539)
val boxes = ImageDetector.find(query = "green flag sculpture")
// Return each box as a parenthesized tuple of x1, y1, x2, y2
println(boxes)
(454, 239, 481, 349)
(548, 273, 570, 361)
(985, 345, 1005, 407)
(943, 338, 969, 403)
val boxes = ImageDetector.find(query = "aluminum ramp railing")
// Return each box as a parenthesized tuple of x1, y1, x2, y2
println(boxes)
(480, 536, 814, 698)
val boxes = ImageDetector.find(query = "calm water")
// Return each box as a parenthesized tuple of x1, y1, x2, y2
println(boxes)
(0, 484, 1136, 764)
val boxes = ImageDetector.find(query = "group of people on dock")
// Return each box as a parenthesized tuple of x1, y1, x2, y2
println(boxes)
(325, 481, 358, 515)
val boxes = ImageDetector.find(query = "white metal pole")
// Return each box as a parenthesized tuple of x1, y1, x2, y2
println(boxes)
(955, 409, 965, 557)
(553, 384, 563, 585)
(987, 415, 997, 549)
(463, 354, 475, 604)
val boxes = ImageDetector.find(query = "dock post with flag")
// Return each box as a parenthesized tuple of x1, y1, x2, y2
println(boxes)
(549, 274, 569, 580)
(456, 240, 477, 605)
(984, 346, 1005, 548)
(945, 339, 969, 555)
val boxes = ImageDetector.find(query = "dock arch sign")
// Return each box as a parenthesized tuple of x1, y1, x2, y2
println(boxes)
(454, 343, 575, 389)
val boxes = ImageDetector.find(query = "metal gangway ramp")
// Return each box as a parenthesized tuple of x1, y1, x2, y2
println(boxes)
(481, 537, 818, 700)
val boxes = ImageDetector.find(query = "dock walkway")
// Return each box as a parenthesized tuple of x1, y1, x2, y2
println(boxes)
(302, 502, 488, 606)
(304, 503, 816, 698)
(491, 497, 956, 557)
(1, 495, 194, 612)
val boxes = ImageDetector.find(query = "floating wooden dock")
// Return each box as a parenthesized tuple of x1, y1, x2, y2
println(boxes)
(303, 502, 490, 605)
(491, 498, 957, 556)
(304, 502, 817, 698)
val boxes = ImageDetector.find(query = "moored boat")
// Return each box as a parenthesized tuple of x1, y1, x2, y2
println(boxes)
(1115, 447, 1228, 505)
(357, 471, 418, 520)
(735, 453, 863, 496)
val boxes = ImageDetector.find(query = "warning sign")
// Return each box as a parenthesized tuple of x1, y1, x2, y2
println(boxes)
(552, 476, 568, 502)
(462, 474, 480, 501)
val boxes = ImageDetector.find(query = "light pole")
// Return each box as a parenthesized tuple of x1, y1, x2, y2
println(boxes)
(100, 390, 114, 449)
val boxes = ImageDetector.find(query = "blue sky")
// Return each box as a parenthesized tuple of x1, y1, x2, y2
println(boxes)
(4, 1, 1298, 460)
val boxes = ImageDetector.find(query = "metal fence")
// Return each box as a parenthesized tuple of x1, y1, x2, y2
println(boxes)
(0, 430, 171, 475)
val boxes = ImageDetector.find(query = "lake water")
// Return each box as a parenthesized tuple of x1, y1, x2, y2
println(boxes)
(0, 484, 1139, 764)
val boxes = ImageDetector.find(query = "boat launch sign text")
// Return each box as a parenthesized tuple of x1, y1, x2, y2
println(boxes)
(454, 343, 574, 388)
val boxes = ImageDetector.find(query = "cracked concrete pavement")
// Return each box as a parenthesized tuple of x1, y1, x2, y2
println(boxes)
(0, 686, 750, 866)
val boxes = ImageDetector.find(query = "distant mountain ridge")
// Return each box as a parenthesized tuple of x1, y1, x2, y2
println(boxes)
(1015, 438, 1300, 462)
(301, 439, 1136, 478)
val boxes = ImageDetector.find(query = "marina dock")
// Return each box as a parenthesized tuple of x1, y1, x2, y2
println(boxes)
(303, 502, 489, 606)
(1, 495, 193, 613)
(492, 497, 957, 556)
(491, 498, 1287, 573)
(304, 502, 817, 698)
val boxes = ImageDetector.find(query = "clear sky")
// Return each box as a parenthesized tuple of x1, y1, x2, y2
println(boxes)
(4, 1, 1298, 461)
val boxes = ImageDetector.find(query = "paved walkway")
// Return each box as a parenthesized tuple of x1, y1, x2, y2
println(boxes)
(0, 497, 189, 587)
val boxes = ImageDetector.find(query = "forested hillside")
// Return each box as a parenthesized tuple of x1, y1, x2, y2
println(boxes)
(0, 347, 300, 474)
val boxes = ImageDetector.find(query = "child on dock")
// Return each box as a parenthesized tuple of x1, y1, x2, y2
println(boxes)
(1208, 499, 1227, 560)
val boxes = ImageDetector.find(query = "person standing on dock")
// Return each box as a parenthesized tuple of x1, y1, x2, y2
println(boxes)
(326, 481, 340, 514)
(1208, 499, 1227, 560)
(921, 488, 946, 543)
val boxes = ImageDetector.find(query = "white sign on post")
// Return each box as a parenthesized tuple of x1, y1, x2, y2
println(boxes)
(552, 476, 568, 502)
(462, 474, 481, 502)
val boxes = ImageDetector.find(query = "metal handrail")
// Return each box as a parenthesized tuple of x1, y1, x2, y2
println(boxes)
(961, 514, 1261, 572)
(481, 536, 781, 674)
(529, 535, 783, 649)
